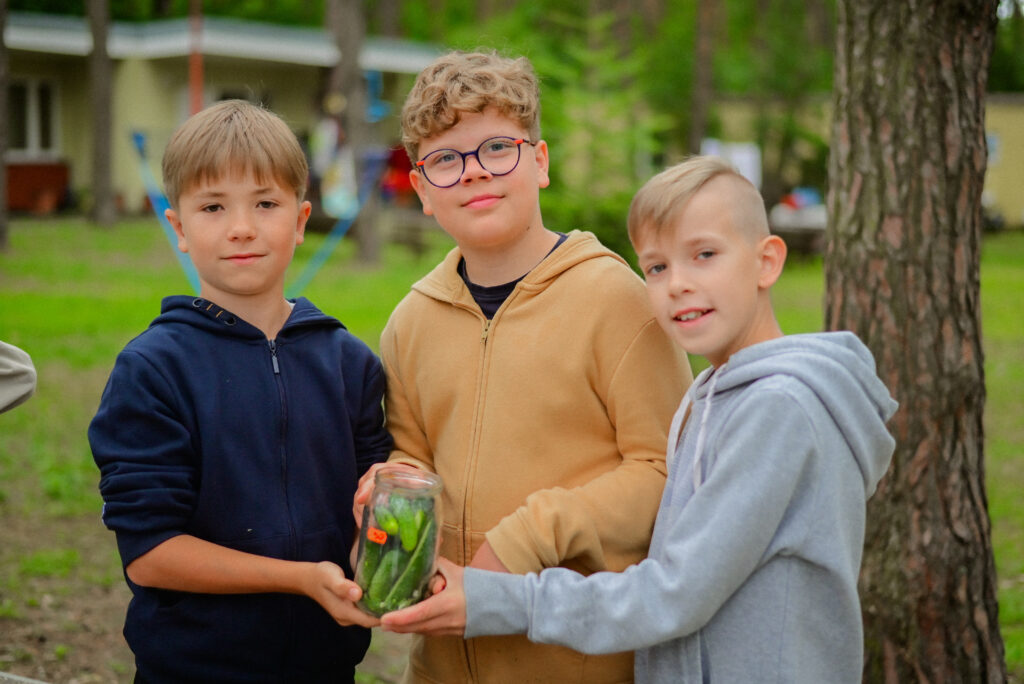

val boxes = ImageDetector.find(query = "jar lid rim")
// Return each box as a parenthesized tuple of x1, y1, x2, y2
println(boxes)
(375, 468, 442, 490)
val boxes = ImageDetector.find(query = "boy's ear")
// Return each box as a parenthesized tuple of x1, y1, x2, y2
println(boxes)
(408, 168, 434, 216)
(165, 208, 189, 254)
(295, 200, 311, 245)
(757, 234, 787, 289)
(533, 140, 550, 189)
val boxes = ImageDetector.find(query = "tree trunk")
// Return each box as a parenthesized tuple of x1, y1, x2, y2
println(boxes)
(188, 0, 203, 115)
(827, 1, 1005, 681)
(373, 0, 401, 37)
(0, 0, 9, 251)
(687, 0, 715, 155)
(327, 0, 379, 265)
(89, 0, 117, 227)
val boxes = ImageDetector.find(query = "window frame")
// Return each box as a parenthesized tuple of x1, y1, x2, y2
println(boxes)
(5, 78, 62, 162)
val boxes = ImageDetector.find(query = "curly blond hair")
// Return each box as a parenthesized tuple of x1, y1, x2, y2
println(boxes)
(401, 50, 541, 161)
(162, 100, 308, 209)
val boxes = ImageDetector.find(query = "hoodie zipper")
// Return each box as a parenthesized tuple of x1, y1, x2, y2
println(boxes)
(268, 338, 299, 661)
(269, 339, 281, 374)
(463, 316, 491, 563)
(268, 339, 297, 555)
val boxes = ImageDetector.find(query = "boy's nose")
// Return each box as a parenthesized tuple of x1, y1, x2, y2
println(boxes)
(227, 210, 257, 239)
(668, 271, 694, 295)
(460, 153, 491, 182)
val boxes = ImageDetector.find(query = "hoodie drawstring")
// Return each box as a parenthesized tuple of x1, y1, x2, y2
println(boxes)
(690, 363, 724, 491)
(668, 364, 726, 492)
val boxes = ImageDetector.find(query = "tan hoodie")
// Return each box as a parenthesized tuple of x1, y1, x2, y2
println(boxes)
(381, 230, 692, 683)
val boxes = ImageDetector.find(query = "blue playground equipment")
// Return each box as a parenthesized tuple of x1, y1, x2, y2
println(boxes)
(132, 131, 201, 294)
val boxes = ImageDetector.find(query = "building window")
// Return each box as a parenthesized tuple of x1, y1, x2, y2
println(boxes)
(6, 80, 58, 158)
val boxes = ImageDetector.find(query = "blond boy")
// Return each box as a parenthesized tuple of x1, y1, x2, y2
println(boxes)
(382, 156, 898, 684)
(90, 100, 389, 683)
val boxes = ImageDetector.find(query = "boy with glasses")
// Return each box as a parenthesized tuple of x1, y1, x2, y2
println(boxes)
(355, 50, 691, 683)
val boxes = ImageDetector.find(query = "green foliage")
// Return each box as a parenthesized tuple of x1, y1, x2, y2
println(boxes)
(197, 0, 325, 26)
(991, 2, 1024, 91)
(10, 0, 327, 24)
(10, 0, 84, 16)
(442, 7, 670, 259)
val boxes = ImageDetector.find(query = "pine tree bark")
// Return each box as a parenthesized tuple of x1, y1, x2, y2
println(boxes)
(687, 0, 715, 155)
(827, 1, 1005, 681)
(89, 0, 117, 227)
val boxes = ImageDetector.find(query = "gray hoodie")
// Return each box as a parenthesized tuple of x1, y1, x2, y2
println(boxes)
(464, 332, 898, 683)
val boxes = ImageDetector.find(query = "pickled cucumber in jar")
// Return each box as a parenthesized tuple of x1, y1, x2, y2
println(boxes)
(355, 469, 442, 616)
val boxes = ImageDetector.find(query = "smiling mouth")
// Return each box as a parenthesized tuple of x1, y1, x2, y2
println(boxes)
(674, 309, 710, 322)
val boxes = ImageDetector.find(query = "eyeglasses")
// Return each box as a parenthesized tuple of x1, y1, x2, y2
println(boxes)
(415, 136, 534, 188)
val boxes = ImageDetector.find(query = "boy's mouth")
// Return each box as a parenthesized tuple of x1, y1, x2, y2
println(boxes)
(462, 193, 501, 209)
(673, 309, 710, 322)
(226, 253, 262, 263)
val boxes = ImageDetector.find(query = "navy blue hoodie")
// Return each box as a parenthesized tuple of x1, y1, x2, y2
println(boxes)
(89, 296, 392, 683)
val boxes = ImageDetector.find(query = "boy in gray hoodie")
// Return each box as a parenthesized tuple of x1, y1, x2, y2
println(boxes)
(378, 155, 899, 684)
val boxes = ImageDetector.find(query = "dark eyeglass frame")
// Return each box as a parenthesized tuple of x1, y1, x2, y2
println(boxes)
(415, 136, 534, 188)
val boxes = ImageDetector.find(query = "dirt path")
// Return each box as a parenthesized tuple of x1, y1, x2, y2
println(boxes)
(0, 512, 411, 683)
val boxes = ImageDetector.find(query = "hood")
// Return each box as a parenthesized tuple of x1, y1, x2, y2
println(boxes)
(410, 231, 628, 305)
(693, 332, 898, 496)
(153, 295, 342, 339)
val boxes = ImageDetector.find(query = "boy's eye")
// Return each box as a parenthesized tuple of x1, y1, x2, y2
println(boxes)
(257, 200, 278, 209)
(697, 250, 716, 260)
(483, 139, 513, 153)
(430, 151, 459, 166)
(201, 204, 222, 213)
(644, 263, 666, 276)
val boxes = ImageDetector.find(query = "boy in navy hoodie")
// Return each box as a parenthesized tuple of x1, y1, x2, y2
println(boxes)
(381, 156, 899, 683)
(89, 100, 389, 683)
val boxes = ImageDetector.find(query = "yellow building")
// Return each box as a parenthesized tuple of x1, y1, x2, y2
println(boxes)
(985, 93, 1024, 228)
(713, 93, 1024, 230)
(5, 11, 437, 215)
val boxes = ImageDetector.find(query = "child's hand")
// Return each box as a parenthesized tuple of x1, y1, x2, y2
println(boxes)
(353, 462, 423, 525)
(305, 561, 380, 628)
(379, 557, 466, 636)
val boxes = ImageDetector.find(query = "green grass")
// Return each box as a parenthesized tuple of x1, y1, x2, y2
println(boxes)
(0, 217, 1021, 678)
(19, 549, 80, 579)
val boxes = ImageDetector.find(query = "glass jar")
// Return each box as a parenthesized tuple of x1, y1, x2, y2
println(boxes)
(355, 469, 442, 616)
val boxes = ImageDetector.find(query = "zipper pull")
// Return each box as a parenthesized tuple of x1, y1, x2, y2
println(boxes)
(268, 339, 280, 374)
(481, 320, 491, 343)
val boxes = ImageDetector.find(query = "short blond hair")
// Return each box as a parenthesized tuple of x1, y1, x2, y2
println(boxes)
(162, 100, 308, 209)
(628, 156, 768, 247)
(400, 50, 541, 161)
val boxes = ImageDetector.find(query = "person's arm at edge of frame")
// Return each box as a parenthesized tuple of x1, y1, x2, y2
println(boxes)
(0, 339, 37, 414)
